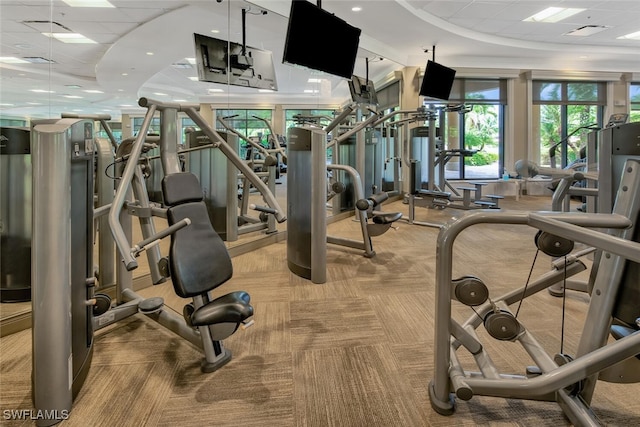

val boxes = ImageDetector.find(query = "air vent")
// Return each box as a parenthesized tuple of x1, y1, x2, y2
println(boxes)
(564, 25, 610, 37)
(24, 57, 56, 64)
(22, 20, 73, 32)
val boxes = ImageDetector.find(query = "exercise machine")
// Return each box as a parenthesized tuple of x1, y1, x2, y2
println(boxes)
(31, 118, 96, 426)
(287, 125, 401, 284)
(429, 158, 640, 426)
(1, 115, 118, 304)
(183, 128, 277, 241)
(31, 98, 285, 425)
(0, 126, 32, 303)
(588, 120, 640, 214)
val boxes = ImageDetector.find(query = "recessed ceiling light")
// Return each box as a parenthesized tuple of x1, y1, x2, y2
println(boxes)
(153, 92, 168, 96)
(208, 88, 224, 93)
(0, 103, 15, 106)
(146, 52, 154, 56)
(119, 104, 133, 107)
(121, 72, 128, 76)
(42, 32, 97, 44)
(61, 0, 115, 7)
(188, 76, 199, 81)
(303, 89, 319, 94)
(174, 99, 188, 102)
(72, 109, 83, 112)
(307, 78, 322, 83)
(65, 84, 82, 89)
(258, 89, 273, 93)
(31, 89, 55, 93)
(83, 89, 104, 93)
(117, 89, 124, 92)
(618, 30, 640, 40)
(63, 95, 83, 99)
(352, 6, 362, 12)
(27, 102, 42, 105)
(524, 7, 584, 23)
(211, 29, 220, 34)
(0, 57, 29, 64)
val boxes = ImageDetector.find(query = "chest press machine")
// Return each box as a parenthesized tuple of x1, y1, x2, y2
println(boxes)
(31, 98, 285, 426)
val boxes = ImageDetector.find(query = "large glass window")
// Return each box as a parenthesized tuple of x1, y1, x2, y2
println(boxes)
(428, 79, 506, 180)
(630, 83, 640, 123)
(215, 109, 273, 159)
(533, 81, 605, 168)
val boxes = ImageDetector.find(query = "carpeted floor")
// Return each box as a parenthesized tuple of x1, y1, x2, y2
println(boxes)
(1, 196, 639, 426)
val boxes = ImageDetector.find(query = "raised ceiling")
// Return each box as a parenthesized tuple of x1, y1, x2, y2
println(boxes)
(1, 0, 639, 120)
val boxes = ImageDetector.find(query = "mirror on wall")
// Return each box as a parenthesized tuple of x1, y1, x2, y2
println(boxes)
(0, 1, 402, 331)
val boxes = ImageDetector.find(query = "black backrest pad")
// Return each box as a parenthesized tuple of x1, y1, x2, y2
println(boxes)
(164, 173, 233, 298)
(163, 172, 204, 206)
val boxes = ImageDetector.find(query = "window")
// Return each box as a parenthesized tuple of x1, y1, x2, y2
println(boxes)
(630, 83, 640, 123)
(284, 109, 335, 131)
(426, 78, 506, 180)
(96, 121, 122, 144)
(179, 117, 200, 145)
(532, 81, 605, 168)
(0, 118, 27, 127)
(216, 109, 273, 159)
(132, 116, 161, 136)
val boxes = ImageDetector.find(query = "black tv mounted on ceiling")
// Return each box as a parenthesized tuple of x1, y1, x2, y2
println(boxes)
(348, 75, 378, 105)
(419, 60, 456, 101)
(283, 0, 361, 79)
(193, 33, 278, 90)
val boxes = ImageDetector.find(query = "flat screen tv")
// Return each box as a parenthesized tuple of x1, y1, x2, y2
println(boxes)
(194, 33, 278, 90)
(348, 75, 378, 105)
(283, 0, 361, 79)
(419, 60, 456, 101)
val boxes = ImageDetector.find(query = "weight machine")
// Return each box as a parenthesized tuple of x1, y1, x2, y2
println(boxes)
(429, 158, 640, 426)
(183, 125, 277, 241)
(287, 125, 401, 284)
(30, 99, 285, 425)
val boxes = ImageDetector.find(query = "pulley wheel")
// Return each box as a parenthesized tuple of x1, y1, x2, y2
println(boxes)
(332, 181, 346, 194)
(535, 231, 574, 257)
(554, 353, 583, 395)
(484, 310, 520, 341)
(92, 293, 112, 316)
(453, 276, 489, 306)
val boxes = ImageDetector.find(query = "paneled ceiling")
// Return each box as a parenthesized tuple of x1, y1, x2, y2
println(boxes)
(1, 0, 639, 120)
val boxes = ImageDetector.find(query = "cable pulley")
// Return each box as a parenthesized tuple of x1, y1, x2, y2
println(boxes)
(535, 230, 575, 257)
(453, 276, 489, 306)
